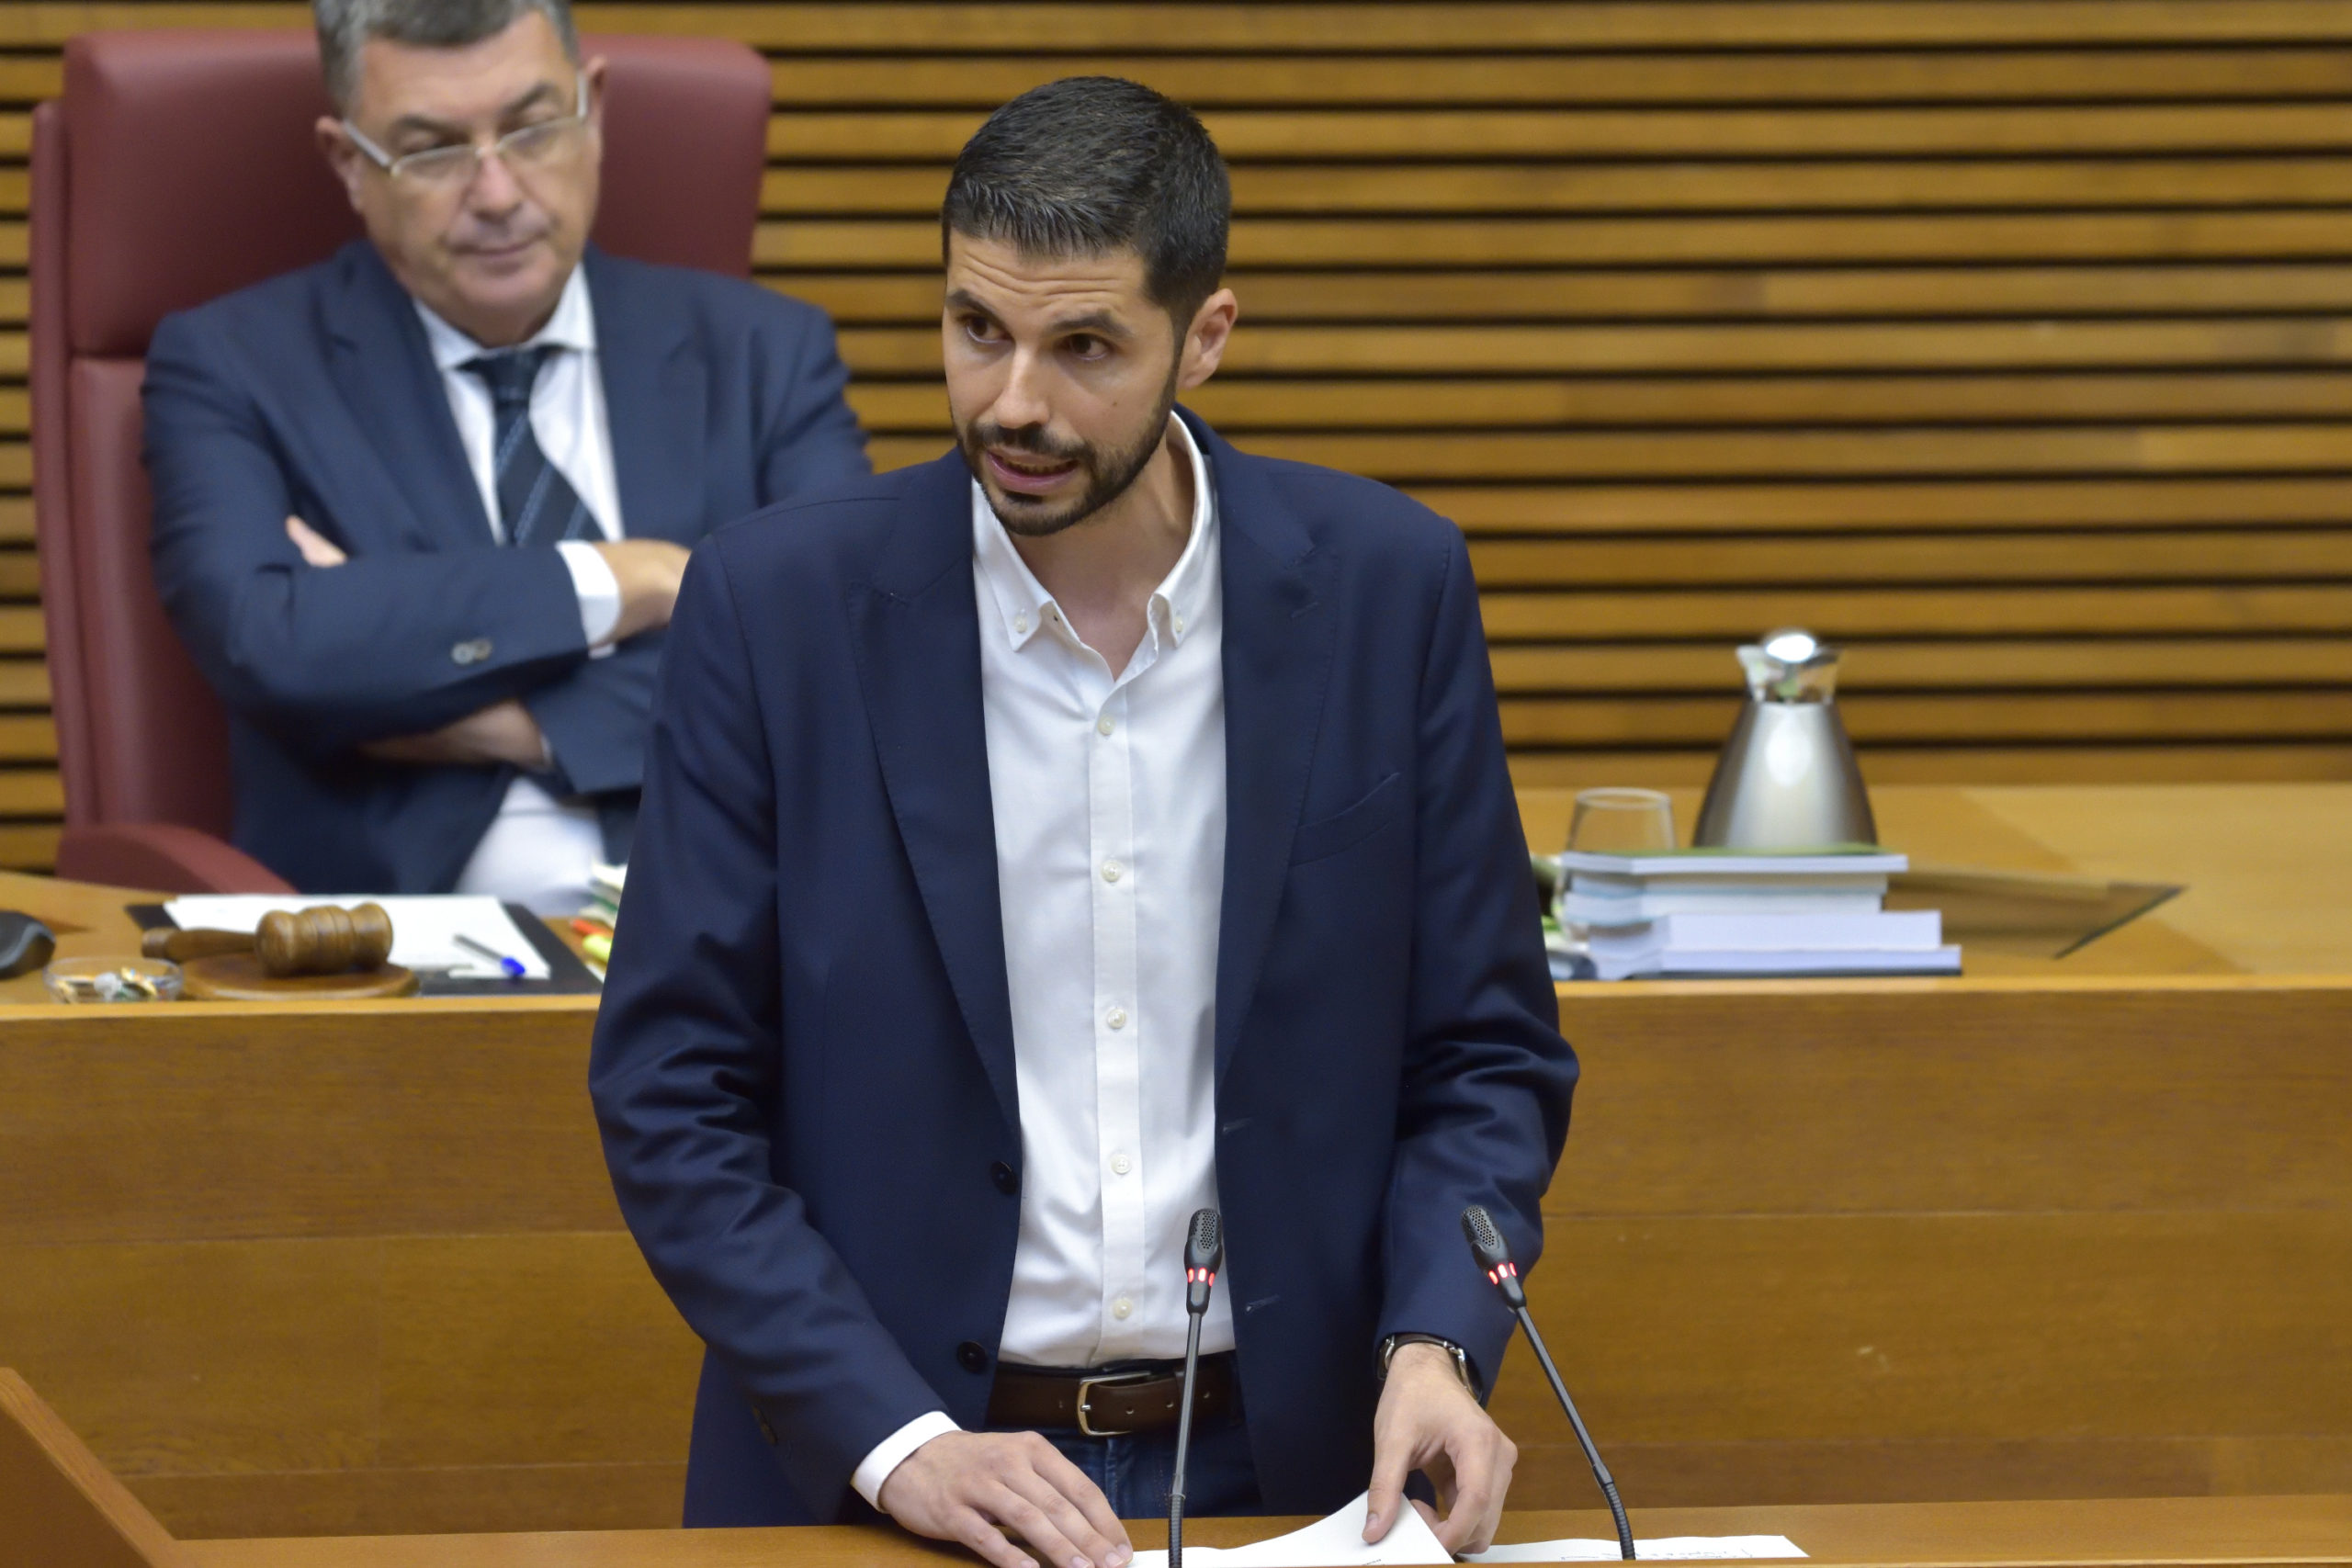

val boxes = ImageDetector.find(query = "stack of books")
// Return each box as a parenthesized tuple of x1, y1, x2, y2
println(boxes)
(1556, 847, 1959, 979)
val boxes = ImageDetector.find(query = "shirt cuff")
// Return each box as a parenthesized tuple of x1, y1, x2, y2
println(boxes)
(556, 538, 622, 649)
(852, 1409, 961, 1510)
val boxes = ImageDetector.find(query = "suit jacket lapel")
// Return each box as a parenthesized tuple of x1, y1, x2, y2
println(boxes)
(1197, 412, 1340, 1083)
(849, 452, 1022, 1133)
(587, 247, 706, 544)
(322, 242, 495, 549)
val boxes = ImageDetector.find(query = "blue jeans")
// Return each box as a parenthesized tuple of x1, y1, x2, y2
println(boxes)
(990, 1404, 1263, 1524)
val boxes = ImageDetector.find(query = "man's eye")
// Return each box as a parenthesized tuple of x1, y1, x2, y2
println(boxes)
(963, 316, 1004, 343)
(1066, 334, 1105, 358)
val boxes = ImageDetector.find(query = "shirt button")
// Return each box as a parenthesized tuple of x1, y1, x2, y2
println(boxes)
(1096, 715, 1115, 737)
(1013, 613, 1028, 635)
(1113, 1297, 1133, 1320)
(1111, 1154, 1131, 1176)
(1172, 614, 1186, 636)
(1102, 860, 1124, 884)
(1105, 1006, 1127, 1031)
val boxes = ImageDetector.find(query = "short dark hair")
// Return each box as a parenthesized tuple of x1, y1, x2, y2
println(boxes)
(314, 0, 579, 111)
(943, 77, 1231, 326)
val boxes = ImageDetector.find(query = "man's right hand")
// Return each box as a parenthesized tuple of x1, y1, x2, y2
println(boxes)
(593, 539, 692, 642)
(877, 1431, 1133, 1568)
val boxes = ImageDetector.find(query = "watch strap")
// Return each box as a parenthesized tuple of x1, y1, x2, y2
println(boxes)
(1380, 1332, 1476, 1390)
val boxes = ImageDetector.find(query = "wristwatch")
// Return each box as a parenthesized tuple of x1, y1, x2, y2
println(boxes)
(1379, 1332, 1476, 1391)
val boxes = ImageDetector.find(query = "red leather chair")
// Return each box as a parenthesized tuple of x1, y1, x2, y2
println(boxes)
(31, 29, 773, 892)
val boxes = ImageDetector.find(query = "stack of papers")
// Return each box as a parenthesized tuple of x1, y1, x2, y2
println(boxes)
(574, 861, 627, 976)
(163, 895, 551, 982)
(1559, 849, 1958, 979)
(1131, 1495, 1805, 1566)
(1130, 1493, 1448, 1567)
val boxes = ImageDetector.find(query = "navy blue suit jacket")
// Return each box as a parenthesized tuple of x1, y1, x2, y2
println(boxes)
(589, 412, 1576, 1525)
(142, 240, 869, 892)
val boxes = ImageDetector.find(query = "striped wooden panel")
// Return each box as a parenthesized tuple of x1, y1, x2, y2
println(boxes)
(6, 3, 2352, 870)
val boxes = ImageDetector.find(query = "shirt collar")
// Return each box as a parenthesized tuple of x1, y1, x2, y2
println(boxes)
(971, 414, 1219, 653)
(415, 263, 596, 373)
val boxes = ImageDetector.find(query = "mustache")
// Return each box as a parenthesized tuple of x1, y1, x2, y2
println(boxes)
(970, 422, 1089, 463)
(447, 219, 554, 253)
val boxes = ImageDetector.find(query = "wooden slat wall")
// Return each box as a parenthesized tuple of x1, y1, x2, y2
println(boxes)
(6, 2, 2352, 867)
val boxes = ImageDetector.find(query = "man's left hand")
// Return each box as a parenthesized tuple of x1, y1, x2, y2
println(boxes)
(1363, 1340, 1518, 1555)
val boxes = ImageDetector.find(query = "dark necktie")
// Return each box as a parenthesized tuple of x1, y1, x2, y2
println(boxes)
(461, 346, 596, 547)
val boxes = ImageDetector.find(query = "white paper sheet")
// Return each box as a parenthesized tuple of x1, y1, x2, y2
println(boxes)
(1467, 1536, 1805, 1562)
(1130, 1493, 1451, 1568)
(163, 895, 551, 981)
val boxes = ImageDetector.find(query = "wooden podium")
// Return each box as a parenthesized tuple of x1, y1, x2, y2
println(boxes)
(9, 1369, 2349, 1568)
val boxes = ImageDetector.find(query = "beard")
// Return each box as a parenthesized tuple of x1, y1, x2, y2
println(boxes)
(957, 360, 1182, 538)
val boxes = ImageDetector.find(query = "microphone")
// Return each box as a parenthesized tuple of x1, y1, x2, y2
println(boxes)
(1462, 1205, 1634, 1561)
(1169, 1208, 1223, 1568)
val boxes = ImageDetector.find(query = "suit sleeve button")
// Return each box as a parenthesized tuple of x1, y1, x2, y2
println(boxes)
(989, 1161, 1018, 1196)
(956, 1340, 989, 1373)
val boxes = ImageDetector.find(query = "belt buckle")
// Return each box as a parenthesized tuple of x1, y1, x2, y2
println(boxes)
(1074, 1370, 1152, 1438)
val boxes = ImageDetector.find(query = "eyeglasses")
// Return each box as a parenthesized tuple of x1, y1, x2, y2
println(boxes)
(341, 85, 590, 192)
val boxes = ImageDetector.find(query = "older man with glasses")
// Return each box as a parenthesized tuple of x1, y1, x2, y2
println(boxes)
(141, 0, 868, 907)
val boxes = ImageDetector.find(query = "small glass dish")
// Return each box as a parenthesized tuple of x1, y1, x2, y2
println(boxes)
(43, 956, 184, 1003)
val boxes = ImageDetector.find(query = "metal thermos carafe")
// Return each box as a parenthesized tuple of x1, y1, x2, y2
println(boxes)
(1693, 629, 1877, 849)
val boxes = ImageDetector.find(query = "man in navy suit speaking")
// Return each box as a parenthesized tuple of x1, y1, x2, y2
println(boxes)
(141, 0, 867, 905)
(592, 78, 1576, 1565)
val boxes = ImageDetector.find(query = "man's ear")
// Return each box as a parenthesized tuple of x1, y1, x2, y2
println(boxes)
(315, 117, 368, 213)
(582, 54, 609, 128)
(1178, 287, 1239, 390)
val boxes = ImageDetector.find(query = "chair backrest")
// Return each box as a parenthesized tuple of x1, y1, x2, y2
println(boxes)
(0, 1369, 194, 1568)
(31, 29, 771, 833)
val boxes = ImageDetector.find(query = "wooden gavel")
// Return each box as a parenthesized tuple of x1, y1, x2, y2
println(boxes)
(143, 903, 395, 977)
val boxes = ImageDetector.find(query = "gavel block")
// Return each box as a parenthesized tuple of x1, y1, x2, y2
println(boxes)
(144, 902, 396, 977)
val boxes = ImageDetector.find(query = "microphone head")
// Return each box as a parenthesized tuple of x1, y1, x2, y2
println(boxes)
(1186, 1208, 1224, 1272)
(1462, 1205, 1527, 1308)
(1184, 1208, 1223, 1313)
(1462, 1205, 1511, 1267)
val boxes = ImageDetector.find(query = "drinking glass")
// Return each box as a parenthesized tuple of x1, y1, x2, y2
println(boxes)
(1555, 789, 1678, 964)
(1566, 787, 1678, 856)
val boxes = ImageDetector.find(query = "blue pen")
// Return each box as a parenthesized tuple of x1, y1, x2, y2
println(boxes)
(455, 933, 526, 980)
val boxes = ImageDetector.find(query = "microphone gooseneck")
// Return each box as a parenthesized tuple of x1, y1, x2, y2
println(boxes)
(1460, 1205, 1634, 1561)
(1170, 1208, 1224, 1568)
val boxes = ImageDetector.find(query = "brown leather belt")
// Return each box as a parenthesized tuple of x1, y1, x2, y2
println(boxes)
(986, 1354, 1238, 1438)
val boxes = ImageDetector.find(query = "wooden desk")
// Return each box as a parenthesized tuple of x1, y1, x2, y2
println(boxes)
(3, 784, 2346, 1539)
(183, 1495, 2352, 1568)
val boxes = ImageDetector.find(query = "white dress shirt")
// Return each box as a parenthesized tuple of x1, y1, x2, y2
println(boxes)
(852, 417, 1232, 1505)
(415, 265, 622, 915)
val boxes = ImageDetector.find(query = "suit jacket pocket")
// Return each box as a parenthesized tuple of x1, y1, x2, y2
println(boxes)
(1289, 771, 1407, 866)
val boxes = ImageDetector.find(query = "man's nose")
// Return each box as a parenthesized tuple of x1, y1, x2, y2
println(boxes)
(992, 348, 1055, 432)
(464, 145, 527, 217)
